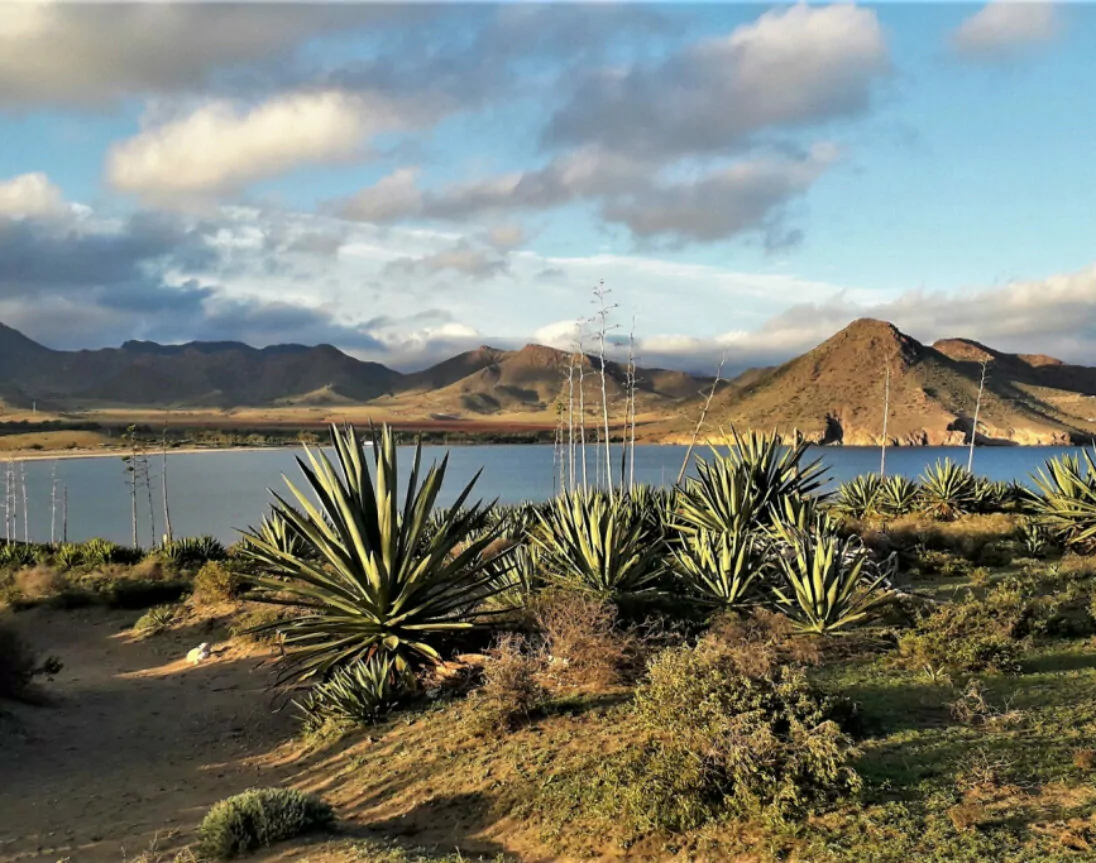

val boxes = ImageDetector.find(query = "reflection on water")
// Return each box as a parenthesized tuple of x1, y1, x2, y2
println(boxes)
(6, 443, 1083, 545)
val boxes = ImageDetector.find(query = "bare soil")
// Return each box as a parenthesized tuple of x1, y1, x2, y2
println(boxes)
(0, 607, 296, 862)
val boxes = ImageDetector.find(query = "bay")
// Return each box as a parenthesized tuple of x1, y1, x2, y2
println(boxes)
(5, 444, 1085, 546)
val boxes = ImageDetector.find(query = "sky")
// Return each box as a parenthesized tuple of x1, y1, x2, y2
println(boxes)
(1, 1, 1094, 374)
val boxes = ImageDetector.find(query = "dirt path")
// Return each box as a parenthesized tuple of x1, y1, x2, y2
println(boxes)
(0, 607, 297, 862)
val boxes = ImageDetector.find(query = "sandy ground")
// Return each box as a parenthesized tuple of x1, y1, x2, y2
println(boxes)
(0, 608, 298, 862)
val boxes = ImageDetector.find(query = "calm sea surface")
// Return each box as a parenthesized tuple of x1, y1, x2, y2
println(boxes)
(6, 444, 1086, 546)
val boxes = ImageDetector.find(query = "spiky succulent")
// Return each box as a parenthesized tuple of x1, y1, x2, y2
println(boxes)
(918, 459, 977, 520)
(671, 528, 768, 607)
(834, 474, 883, 519)
(241, 423, 510, 679)
(770, 527, 892, 635)
(531, 491, 664, 597)
(1029, 450, 1096, 550)
(295, 653, 408, 730)
(878, 475, 919, 517)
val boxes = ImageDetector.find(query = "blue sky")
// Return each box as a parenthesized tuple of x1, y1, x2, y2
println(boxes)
(1, 2, 1094, 372)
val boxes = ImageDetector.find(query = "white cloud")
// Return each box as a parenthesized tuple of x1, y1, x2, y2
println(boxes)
(333, 146, 836, 244)
(546, 3, 889, 158)
(0, 4, 396, 108)
(602, 145, 839, 244)
(107, 91, 410, 203)
(952, 2, 1059, 58)
(0, 172, 67, 219)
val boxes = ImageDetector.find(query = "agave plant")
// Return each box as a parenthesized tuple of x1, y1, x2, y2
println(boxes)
(771, 528, 892, 635)
(918, 459, 977, 520)
(1019, 519, 1055, 558)
(531, 491, 664, 597)
(81, 537, 142, 568)
(294, 653, 409, 730)
(675, 455, 764, 535)
(81, 538, 116, 569)
(972, 477, 1011, 514)
(671, 528, 767, 607)
(481, 541, 540, 608)
(676, 428, 827, 535)
(1029, 450, 1096, 550)
(249, 511, 305, 558)
(877, 475, 919, 517)
(54, 542, 83, 571)
(834, 474, 883, 519)
(160, 535, 227, 568)
(240, 424, 509, 679)
(0, 542, 34, 570)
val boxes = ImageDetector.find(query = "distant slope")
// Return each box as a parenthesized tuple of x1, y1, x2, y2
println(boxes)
(647, 319, 1087, 445)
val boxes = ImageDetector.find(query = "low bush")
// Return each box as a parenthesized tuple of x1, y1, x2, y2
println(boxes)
(895, 585, 1040, 677)
(195, 787, 334, 860)
(909, 548, 972, 579)
(534, 635, 860, 837)
(192, 561, 242, 605)
(470, 633, 548, 733)
(101, 577, 190, 610)
(13, 566, 67, 600)
(705, 608, 826, 672)
(977, 540, 1015, 568)
(532, 589, 638, 687)
(0, 621, 62, 701)
(229, 606, 289, 644)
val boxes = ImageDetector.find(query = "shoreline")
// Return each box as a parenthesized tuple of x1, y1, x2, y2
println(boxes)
(1, 439, 1089, 464)
(1, 444, 296, 462)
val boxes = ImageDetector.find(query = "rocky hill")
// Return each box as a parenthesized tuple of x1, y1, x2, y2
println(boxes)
(650, 319, 1091, 446)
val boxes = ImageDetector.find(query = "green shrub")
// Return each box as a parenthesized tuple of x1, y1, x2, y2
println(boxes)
(909, 547, 972, 578)
(295, 654, 409, 732)
(977, 540, 1015, 568)
(535, 637, 859, 836)
(101, 578, 190, 610)
(196, 787, 334, 860)
(192, 561, 241, 605)
(133, 604, 177, 637)
(895, 586, 1036, 677)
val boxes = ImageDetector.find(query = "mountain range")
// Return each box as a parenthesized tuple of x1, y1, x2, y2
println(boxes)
(2, 319, 1095, 445)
